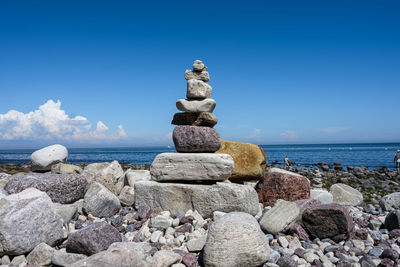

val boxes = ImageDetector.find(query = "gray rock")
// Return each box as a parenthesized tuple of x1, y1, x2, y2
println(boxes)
(176, 98, 216, 113)
(152, 250, 182, 267)
(259, 199, 300, 234)
(118, 185, 135, 206)
(330, 183, 363, 206)
(150, 153, 233, 182)
(187, 79, 212, 99)
(107, 242, 152, 260)
(380, 192, 400, 211)
(126, 170, 151, 187)
(0, 188, 64, 255)
(192, 59, 206, 71)
(5, 172, 87, 204)
(185, 69, 210, 82)
(69, 248, 146, 267)
(27, 242, 55, 266)
(171, 112, 218, 128)
(10, 255, 27, 267)
(30, 144, 68, 171)
(1, 255, 10, 265)
(203, 212, 271, 267)
(187, 235, 207, 252)
(51, 163, 82, 174)
(82, 161, 125, 195)
(276, 255, 296, 267)
(54, 203, 78, 222)
(311, 189, 333, 204)
(135, 181, 259, 218)
(66, 222, 122, 256)
(83, 182, 121, 218)
(51, 249, 88, 267)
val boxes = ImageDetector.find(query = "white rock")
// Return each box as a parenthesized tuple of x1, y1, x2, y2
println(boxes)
(149, 214, 173, 228)
(69, 248, 146, 267)
(150, 153, 234, 181)
(213, 211, 226, 221)
(83, 182, 121, 218)
(152, 250, 182, 267)
(310, 189, 333, 204)
(187, 79, 212, 99)
(278, 236, 289, 248)
(187, 234, 207, 252)
(259, 199, 300, 234)
(118, 185, 135, 206)
(135, 181, 259, 218)
(176, 98, 216, 113)
(203, 212, 271, 267)
(30, 144, 68, 171)
(151, 230, 163, 243)
(83, 161, 125, 195)
(330, 183, 363, 206)
(107, 242, 152, 260)
(380, 192, 400, 211)
(51, 248, 87, 266)
(192, 59, 205, 71)
(10, 255, 27, 267)
(126, 170, 151, 186)
(0, 188, 64, 255)
(1, 255, 10, 265)
(303, 251, 319, 263)
(27, 242, 55, 266)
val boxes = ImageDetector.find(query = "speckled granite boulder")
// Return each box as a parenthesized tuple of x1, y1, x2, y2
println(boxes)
(255, 168, 310, 206)
(173, 125, 221, 153)
(5, 172, 87, 204)
(66, 222, 122, 256)
(302, 203, 354, 242)
(203, 212, 271, 267)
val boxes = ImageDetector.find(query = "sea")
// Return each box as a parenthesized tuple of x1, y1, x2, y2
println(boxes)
(0, 143, 399, 170)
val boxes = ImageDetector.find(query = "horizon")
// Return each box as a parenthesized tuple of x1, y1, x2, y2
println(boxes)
(1, 0, 399, 148)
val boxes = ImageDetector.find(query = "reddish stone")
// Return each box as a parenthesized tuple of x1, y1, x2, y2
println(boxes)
(378, 258, 394, 267)
(180, 216, 195, 225)
(255, 168, 311, 206)
(355, 228, 368, 240)
(288, 223, 310, 241)
(174, 223, 192, 237)
(173, 126, 221, 153)
(302, 204, 354, 242)
(182, 253, 197, 267)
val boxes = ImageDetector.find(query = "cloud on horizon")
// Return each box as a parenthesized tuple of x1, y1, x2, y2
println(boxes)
(280, 130, 298, 141)
(318, 127, 347, 134)
(0, 100, 127, 142)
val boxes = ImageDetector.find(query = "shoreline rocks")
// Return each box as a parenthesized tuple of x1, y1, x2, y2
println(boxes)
(30, 144, 68, 172)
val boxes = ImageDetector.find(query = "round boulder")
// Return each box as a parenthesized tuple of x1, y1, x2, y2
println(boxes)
(30, 144, 68, 172)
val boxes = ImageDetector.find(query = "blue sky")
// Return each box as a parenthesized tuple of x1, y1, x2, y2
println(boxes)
(0, 0, 399, 148)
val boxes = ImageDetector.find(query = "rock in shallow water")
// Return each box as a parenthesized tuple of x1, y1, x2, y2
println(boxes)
(173, 125, 221, 153)
(0, 188, 64, 255)
(30, 144, 68, 171)
(150, 152, 234, 181)
(255, 168, 310, 206)
(5, 172, 87, 204)
(134, 181, 259, 218)
(216, 140, 267, 181)
(203, 212, 271, 267)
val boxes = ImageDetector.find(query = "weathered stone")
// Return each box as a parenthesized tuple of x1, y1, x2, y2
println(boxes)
(54, 203, 78, 222)
(171, 112, 218, 127)
(255, 168, 311, 206)
(185, 69, 210, 82)
(153, 250, 182, 267)
(302, 203, 354, 242)
(5, 172, 87, 204)
(187, 79, 212, 99)
(330, 183, 363, 206)
(203, 212, 271, 267)
(173, 126, 221, 153)
(118, 185, 135, 206)
(51, 248, 88, 267)
(66, 222, 122, 256)
(384, 210, 400, 231)
(10, 255, 27, 266)
(150, 153, 233, 181)
(82, 160, 125, 195)
(69, 248, 146, 267)
(30, 144, 68, 172)
(0, 188, 64, 255)
(259, 199, 300, 234)
(27, 243, 55, 267)
(134, 181, 259, 218)
(176, 98, 216, 113)
(83, 182, 121, 218)
(107, 242, 152, 260)
(125, 170, 151, 187)
(380, 192, 400, 212)
(216, 140, 267, 181)
(187, 235, 207, 252)
(310, 189, 333, 204)
(51, 163, 82, 174)
(192, 59, 205, 71)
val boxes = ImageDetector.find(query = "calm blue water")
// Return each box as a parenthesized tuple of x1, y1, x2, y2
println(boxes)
(0, 143, 399, 170)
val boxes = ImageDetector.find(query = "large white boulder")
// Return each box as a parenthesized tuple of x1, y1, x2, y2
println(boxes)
(150, 153, 234, 182)
(311, 189, 333, 204)
(125, 170, 151, 186)
(134, 181, 259, 218)
(330, 183, 363, 206)
(0, 188, 64, 255)
(203, 212, 271, 267)
(30, 144, 68, 171)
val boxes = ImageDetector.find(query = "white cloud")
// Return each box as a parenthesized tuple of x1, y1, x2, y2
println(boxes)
(248, 128, 261, 139)
(318, 127, 347, 134)
(280, 130, 298, 141)
(0, 100, 127, 141)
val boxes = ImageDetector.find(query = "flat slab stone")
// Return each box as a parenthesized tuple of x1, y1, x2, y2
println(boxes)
(150, 153, 233, 181)
(176, 98, 216, 113)
(134, 181, 259, 218)
(187, 79, 212, 99)
(171, 112, 218, 127)
(173, 126, 221, 153)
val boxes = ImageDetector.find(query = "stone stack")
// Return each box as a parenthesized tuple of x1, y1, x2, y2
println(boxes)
(172, 60, 220, 153)
(135, 60, 260, 218)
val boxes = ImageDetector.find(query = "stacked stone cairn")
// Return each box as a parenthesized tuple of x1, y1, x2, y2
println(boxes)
(134, 60, 260, 218)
